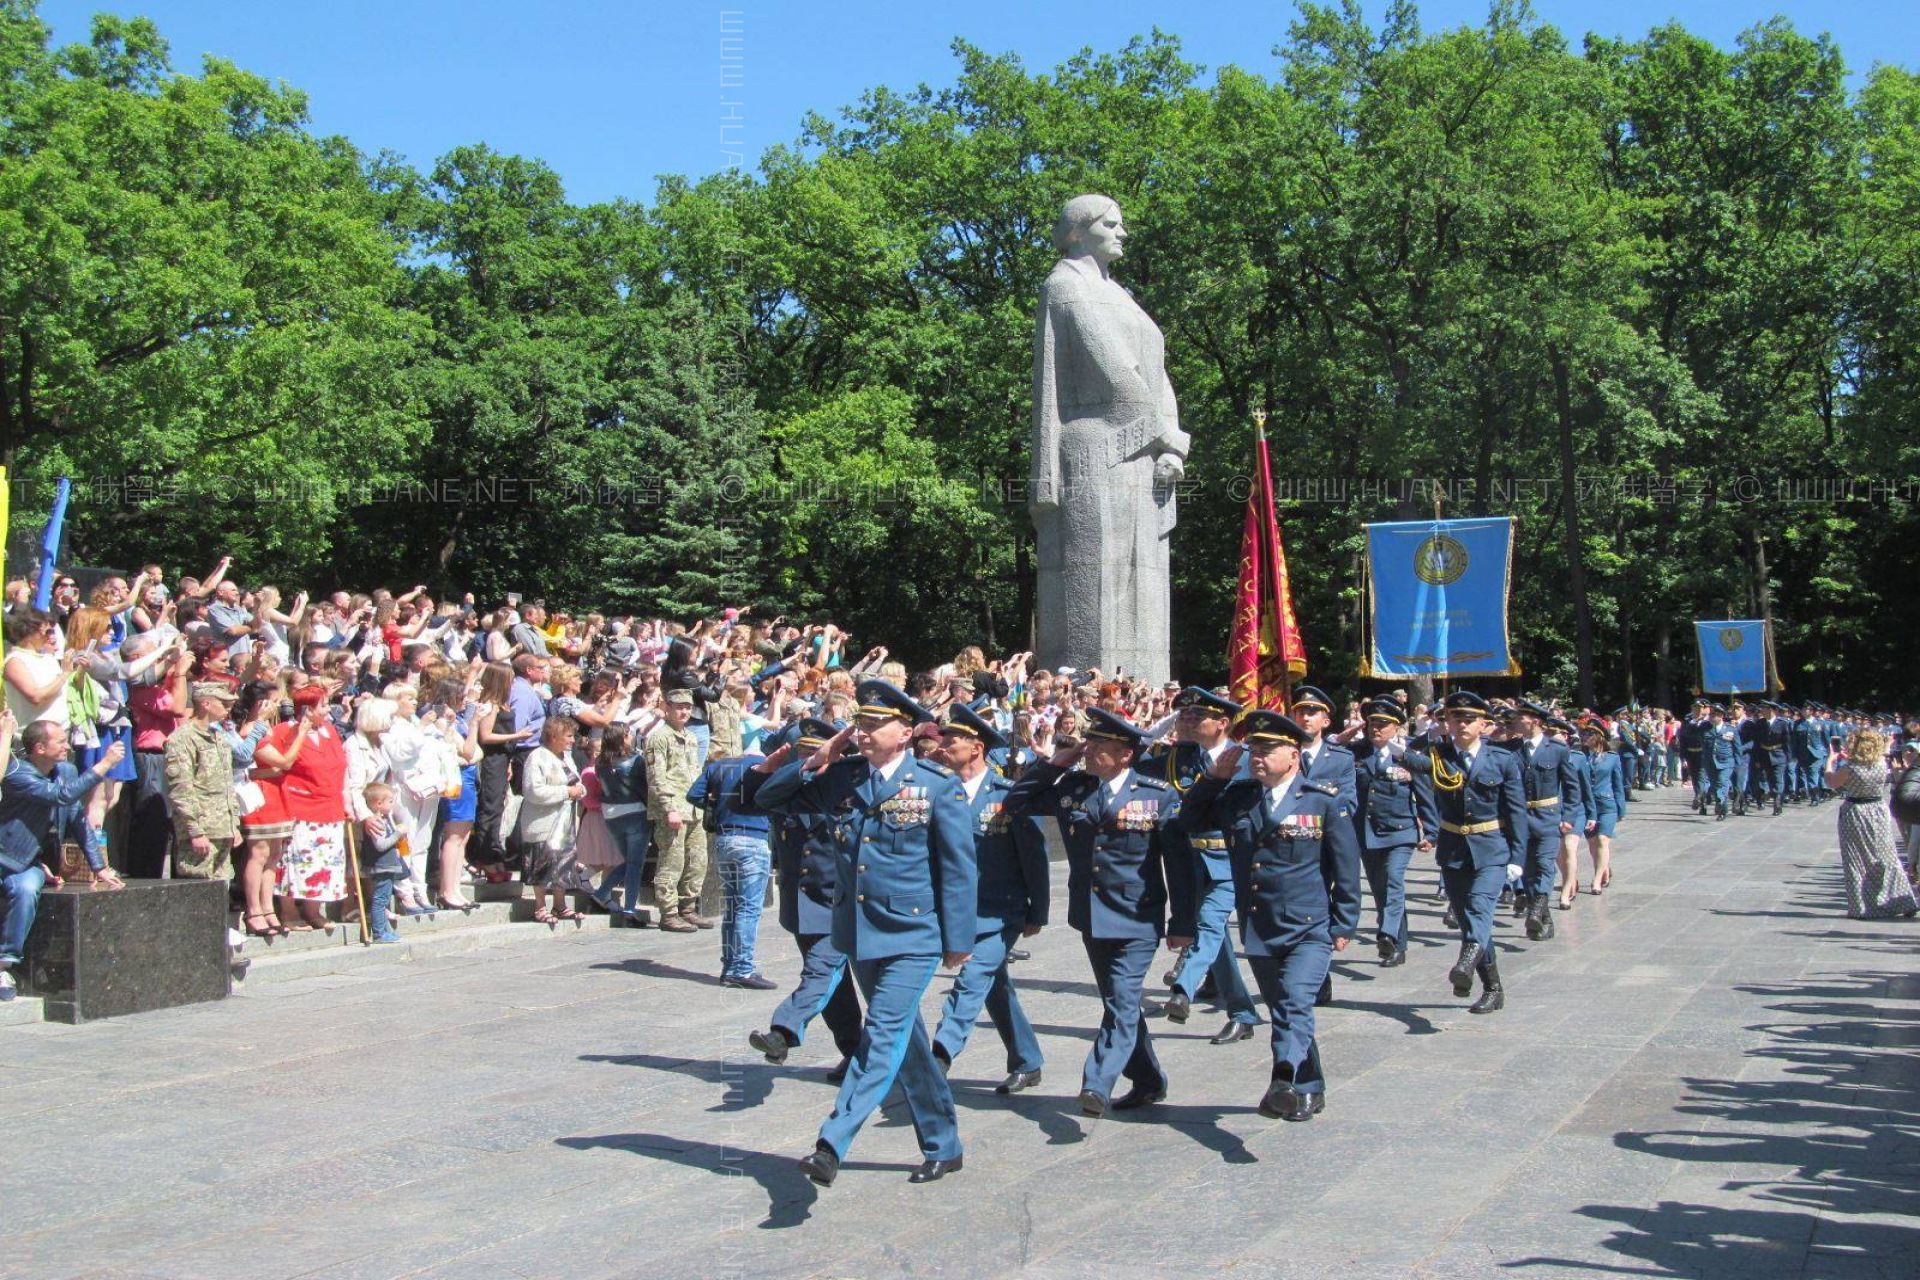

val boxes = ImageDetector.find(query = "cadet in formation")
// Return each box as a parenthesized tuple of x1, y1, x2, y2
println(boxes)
(1005, 707, 1184, 1117)
(1286, 685, 1356, 1004)
(742, 716, 860, 1084)
(1701, 704, 1738, 820)
(1351, 697, 1426, 967)
(1171, 711, 1361, 1120)
(1506, 701, 1581, 941)
(929, 701, 1051, 1094)
(1140, 687, 1260, 1044)
(1406, 691, 1526, 1014)
(748, 681, 977, 1186)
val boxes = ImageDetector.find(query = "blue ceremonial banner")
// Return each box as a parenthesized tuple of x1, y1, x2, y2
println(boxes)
(1695, 620, 1776, 694)
(31, 476, 71, 612)
(1363, 517, 1520, 678)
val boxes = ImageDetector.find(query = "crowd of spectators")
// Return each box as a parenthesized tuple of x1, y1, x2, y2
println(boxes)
(0, 558, 1913, 1001)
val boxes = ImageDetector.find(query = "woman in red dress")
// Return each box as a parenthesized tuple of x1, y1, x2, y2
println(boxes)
(271, 683, 350, 932)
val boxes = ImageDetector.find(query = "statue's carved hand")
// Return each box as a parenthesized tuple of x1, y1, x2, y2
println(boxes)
(1153, 454, 1185, 486)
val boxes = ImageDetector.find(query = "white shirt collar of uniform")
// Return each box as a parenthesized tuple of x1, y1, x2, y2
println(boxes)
(1205, 741, 1230, 763)
(961, 770, 987, 802)
(1266, 773, 1296, 813)
(1526, 733, 1544, 751)
(1105, 768, 1132, 799)
(874, 752, 908, 784)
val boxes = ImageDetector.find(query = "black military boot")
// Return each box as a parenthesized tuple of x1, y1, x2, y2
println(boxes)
(1470, 954, 1505, 1014)
(1510, 890, 1530, 919)
(1448, 942, 1482, 998)
(1534, 894, 1555, 940)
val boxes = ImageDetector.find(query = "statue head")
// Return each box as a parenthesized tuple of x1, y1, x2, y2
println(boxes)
(1052, 194, 1125, 266)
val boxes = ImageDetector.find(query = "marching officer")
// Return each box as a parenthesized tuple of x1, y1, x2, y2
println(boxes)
(1004, 707, 1186, 1117)
(1508, 701, 1581, 941)
(1756, 702, 1791, 815)
(748, 681, 978, 1187)
(1405, 691, 1526, 1013)
(1351, 697, 1426, 967)
(1678, 698, 1712, 812)
(1289, 685, 1356, 1005)
(742, 716, 860, 1084)
(1728, 702, 1755, 816)
(930, 702, 1051, 1094)
(1140, 687, 1260, 1045)
(1793, 704, 1830, 805)
(1702, 704, 1737, 820)
(1170, 711, 1361, 1121)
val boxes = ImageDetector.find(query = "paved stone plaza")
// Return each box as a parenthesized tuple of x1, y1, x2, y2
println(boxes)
(2, 785, 1915, 1280)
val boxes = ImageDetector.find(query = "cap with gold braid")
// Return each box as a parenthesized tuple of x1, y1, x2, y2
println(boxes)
(854, 679, 934, 726)
(940, 701, 1008, 751)
(1289, 685, 1334, 716)
(1232, 710, 1308, 747)
(1362, 697, 1405, 725)
(1081, 706, 1150, 749)
(795, 716, 839, 750)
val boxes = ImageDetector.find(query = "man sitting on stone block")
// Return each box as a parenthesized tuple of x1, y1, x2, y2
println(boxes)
(0, 716, 126, 1000)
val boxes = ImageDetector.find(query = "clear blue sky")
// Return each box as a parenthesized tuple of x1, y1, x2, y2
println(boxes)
(36, 0, 1918, 207)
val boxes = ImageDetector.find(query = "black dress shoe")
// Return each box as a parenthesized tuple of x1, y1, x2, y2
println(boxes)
(1113, 1082, 1167, 1111)
(824, 1056, 851, 1085)
(996, 1069, 1043, 1095)
(798, 1140, 839, 1187)
(1442, 907, 1460, 929)
(1314, 977, 1334, 1007)
(1165, 990, 1191, 1024)
(1078, 1089, 1107, 1118)
(1448, 942, 1482, 998)
(1008, 948, 1031, 963)
(909, 1156, 963, 1183)
(1376, 936, 1397, 961)
(1211, 1020, 1254, 1045)
(1259, 1080, 1303, 1119)
(750, 1027, 794, 1065)
(1381, 948, 1406, 968)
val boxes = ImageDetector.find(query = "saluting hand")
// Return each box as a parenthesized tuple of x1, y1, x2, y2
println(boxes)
(806, 726, 855, 774)
(753, 742, 794, 774)
(1208, 744, 1245, 779)
(1048, 741, 1085, 769)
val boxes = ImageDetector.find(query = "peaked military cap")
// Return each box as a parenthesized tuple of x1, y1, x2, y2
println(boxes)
(1234, 710, 1309, 747)
(1172, 686, 1242, 718)
(1362, 697, 1406, 725)
(1441, 690, 1494, 717)
(1289, 685, 1335, 715)
(940, 701, 1007, 751)
(1082, 706, 1149, 748)
(855, 679, 933, 725)
(1515, 699, 1554, 721)
(795, 715, 839, 750)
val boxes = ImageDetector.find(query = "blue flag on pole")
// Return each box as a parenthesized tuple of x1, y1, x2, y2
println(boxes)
(1363, 517, 1520, 679)
(31, 476, 71, 612)
(1695, 620, 1773, 694)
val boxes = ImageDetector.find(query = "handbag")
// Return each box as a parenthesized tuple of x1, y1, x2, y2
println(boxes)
(58, 840, 97, 885)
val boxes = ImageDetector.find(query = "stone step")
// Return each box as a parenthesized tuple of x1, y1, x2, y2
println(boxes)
(235, 913, 614, 987)
(0, 995, 45, 1027)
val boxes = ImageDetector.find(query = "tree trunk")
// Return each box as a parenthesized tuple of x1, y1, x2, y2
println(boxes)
(1549, 345, 1596, 708)
(1653, 617, 1671, 710)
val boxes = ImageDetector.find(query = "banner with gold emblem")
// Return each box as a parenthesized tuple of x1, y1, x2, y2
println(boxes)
(1694, 619, 1778, 694)
(1362, 517, 1519, 678)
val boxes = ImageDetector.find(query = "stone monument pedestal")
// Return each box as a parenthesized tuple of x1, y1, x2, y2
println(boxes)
(24, 879, 231, 1023)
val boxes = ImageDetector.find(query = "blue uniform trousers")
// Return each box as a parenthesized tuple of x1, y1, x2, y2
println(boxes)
(1441, 861, 1505, 955)
(1171, 874, 1258, 1025)
(1245, 942, 1332, 1093)
(818, 954, 960, 1162)
(1361, 843, 1414, 953)
(1700, 758, 1729, 807)
(771, 932, 863, 1058)
(1081, 935, 1166, 1100)
(934, 923, 1043, 1074)
(1521, 824, 1560, 897)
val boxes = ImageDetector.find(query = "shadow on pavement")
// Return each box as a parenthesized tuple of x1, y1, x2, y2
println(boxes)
(557, 1131, 822, 1229)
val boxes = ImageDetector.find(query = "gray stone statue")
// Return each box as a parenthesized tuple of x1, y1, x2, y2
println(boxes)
(1030, 194, 1190, 685)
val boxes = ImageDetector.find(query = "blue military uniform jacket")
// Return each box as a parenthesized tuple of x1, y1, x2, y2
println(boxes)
(1139, 740, 1233, 881)
(1005, 762, 1181, 941)
(743, 768, 840, 936)
(1759, 717, 1792, 761)
(752, 754, 978, 959)
(1707, 723, 1738, 770)
(1792, 717, 1829, 771)
(1171, 773, 1362, 954)
(1300, 740, 1358, 814)
(1583, 751, 1621, 822)
(1353, 742, 1426, 851)
(963, 769, 1049, 933)
(1407, 740, 1526, 870)
(1509, 736, 1583, 832)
